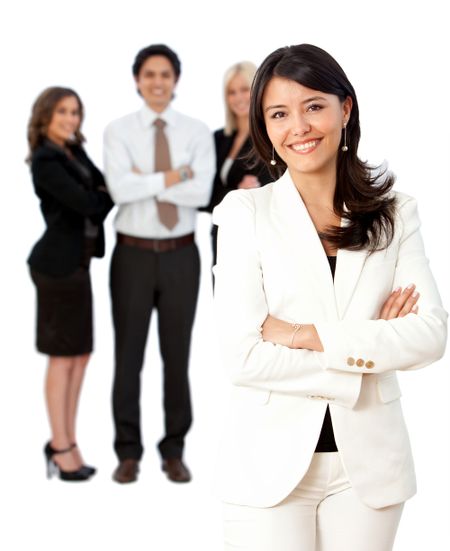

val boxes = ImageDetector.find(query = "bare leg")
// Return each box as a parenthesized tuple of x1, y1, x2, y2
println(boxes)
(66, 353, 90, 464)
(45, 356, 81, 471)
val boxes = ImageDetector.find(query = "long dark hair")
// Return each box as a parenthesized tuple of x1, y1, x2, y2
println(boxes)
(26, 87, 85, 163)
(250, 44, 396, 252)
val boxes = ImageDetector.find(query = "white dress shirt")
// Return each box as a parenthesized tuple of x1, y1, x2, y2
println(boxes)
(103, 104, 215, 238)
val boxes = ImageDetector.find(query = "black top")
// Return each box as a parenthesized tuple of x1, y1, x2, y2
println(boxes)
(201, 129, 273, 213)
(314, 255, 338, 452)
(27, 141, 114, 277)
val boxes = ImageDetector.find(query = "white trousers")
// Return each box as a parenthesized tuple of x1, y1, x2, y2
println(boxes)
(223, 452, 403, 551)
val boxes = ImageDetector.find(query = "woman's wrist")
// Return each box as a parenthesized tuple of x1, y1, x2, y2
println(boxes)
(261, 315, 323, 352)
(297, 324, 324, 352)
(290, 323, 302, 348)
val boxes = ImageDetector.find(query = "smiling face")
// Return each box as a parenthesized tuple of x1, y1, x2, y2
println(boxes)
(135, 55, 177, 113)
(46, 95, 81, 147)
(226, 72, 251, 119)
(263, 77, 352, 179)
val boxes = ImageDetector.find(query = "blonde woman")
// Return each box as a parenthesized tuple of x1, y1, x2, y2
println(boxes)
(205, 61, 272, 265)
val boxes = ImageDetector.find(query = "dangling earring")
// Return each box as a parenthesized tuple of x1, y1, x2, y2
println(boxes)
(270, 146, 277, 165)
(341, 124, 348, 152)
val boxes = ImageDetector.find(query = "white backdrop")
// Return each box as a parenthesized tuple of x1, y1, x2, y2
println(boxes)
(1, 1, 448, 549)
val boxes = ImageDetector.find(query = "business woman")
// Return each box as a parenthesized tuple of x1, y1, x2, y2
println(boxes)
(213, 45, 447, 550)
(27, 87, 113, 481)
(204, 61, 272, 265)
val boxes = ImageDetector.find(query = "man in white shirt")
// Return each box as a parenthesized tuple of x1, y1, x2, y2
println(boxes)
(104, 44, 214, 484)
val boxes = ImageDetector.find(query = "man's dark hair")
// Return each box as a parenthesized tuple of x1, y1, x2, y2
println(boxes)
(132, 44, 181, 79)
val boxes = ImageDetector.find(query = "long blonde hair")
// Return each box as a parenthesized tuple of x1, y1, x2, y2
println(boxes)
(26, 87, 85, 163)
(223, 61, 257, 136)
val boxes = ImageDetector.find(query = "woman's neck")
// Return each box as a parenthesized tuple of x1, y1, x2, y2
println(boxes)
(46, 136, 66, 149)
(46, 137, 73, 158)
(235, 115, 249, 135)
(289, 168, 336, 210)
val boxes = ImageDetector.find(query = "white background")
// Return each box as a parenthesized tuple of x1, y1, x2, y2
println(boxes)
(0, 1, 449, 549)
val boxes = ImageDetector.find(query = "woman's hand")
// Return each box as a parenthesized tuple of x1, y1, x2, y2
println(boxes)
(261, 315, 292, 347)
(378, 284, 419, 320)
(238, 175, 260, 189)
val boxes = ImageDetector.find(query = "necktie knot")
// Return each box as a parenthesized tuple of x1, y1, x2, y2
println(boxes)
(154, 118, 166, 130)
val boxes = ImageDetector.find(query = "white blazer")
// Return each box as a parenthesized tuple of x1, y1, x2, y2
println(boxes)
(212, 170, 447, 510)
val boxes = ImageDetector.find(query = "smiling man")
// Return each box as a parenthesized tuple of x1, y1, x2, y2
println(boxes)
(104, 44, 214, 484)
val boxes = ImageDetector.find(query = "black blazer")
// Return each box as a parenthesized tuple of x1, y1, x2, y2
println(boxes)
(202, 129, 273, 213)
(27, 142, 114, 277)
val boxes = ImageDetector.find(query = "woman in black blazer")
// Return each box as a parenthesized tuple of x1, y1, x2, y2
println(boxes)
(204, 62, 272, 265)
(27, 87, 113, 481)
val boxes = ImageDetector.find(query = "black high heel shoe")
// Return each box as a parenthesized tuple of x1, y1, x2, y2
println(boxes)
(43, 442, 92, 482)
(70, 443, 97, 476)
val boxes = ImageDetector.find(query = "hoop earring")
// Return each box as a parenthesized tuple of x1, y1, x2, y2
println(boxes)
(341, 125, 348, 152)
(270, 146, 277, 165)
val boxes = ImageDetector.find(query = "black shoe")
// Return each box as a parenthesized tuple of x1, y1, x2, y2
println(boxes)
(71, 443, 97, 476)
(44, 442, 92, 482)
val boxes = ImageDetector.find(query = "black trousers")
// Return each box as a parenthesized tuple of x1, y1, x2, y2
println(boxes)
(110, 241, 200, 461)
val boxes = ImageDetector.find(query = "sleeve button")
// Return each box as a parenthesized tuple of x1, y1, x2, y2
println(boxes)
(347, 357, 355, 366)
(365, 360, 375, 369)
(356, 358, 365, 367)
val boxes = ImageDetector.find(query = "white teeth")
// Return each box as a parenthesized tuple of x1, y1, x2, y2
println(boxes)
(291, 140, 318, 151)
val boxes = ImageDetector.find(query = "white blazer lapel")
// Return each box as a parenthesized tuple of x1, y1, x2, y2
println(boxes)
(270, 172, 338, 321)
(334, 221, 368, 319)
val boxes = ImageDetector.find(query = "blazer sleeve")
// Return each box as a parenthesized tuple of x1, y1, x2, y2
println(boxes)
(77, 148, 115, 222)
(203, 172, 228, 214)
(32, 156, 113, 217)
(200, 130, 234, 213)
(203, 134, 273, 213)
(213, 190, 360, 403)
(315, 196, 447, 374)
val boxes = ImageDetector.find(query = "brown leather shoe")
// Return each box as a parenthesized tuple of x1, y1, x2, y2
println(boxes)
(162, 458, 191, 483)
(112, 459, 139, 483)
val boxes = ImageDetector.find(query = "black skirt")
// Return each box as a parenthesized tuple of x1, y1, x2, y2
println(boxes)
(30, 267, 93, 356)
